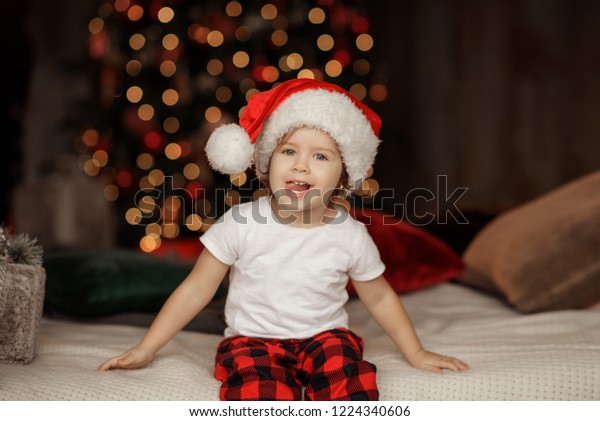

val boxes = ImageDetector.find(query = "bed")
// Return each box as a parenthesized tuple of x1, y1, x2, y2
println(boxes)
(1, 282, 599, 400)
(2, 171, 600, 400)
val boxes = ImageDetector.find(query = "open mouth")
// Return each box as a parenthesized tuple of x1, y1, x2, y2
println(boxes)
(285, 181, 312, 198)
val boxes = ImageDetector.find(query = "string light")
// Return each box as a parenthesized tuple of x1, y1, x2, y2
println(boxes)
(126, 86, 143, 103)
(230, 173, 247, 186)
(317, 34, 334, 51)
(308, 8, 326, 24)
(205, 106, 222, 123)
(226, 1, 242, 17)
(140, 235, 161, 252)
(148, 169, 165, 186)
(235, 26, 252, 42)
(136, 153, 154, 170)
(185, 214, 203, 231)
(245, 88, 259, 101)
(353, 59, 370, 76)
(143, 131, 162, 149)
(138, 196, 156, 214)
(126, 208, 142, 225)
(325, 60, 342, 77)
(224, 190, 241, 207)
(369, 84, 388, 102)
(216, 86, 232, 103)
(279, 56, 291, 72)
(162, 89, 179, 106)
(356, 33, 374, 51)
(92, 150, 109, 167)
(207, 58, 223, 76)
(85, 0, 379, 250)
(297, 69, 315, 79)
(232, 51, 250, 68)
(160, 60, 176, 77)
(84, 160, 100, 176)
(127, 5, 144, 22)
(157, 7, 174, 23)
(164, 196, 182, 212)
(261, 4, 278, 20)
(164, 143, 182, 160)
(146, 223, 162, 238)
(114, 0, 130, 13)
(262, 66, 279, 83)
(82, 129, 99, 147)
(162, 34, 179, 50)
(188, 24, 209, 44)
(103, 185, 119, 201)
(163, 116, 180, 133)
(88, 18, 104, 34)
(126, 60, 142, 76)
(139, 176, 153, 191)
(129, 33, 145, 50)
(350, 83, 367, 100)
(271, 29, 288, 47)
(162, 224, 180, 239)
(207, 30, 224, 47)
(184, 163, 201, 180)
(138, 104, 155, 121)
(286, 53, 303, 70)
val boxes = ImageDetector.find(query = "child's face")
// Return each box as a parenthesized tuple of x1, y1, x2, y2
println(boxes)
(268, 127, 344, 214)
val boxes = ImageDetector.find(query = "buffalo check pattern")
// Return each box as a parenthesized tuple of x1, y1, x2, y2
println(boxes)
(214, 328, 379, 401)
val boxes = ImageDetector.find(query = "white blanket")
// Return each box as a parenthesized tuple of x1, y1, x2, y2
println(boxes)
(1, 283, 599, 400)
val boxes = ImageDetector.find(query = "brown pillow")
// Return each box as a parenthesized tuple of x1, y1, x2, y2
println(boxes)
(459, 171, 600, 313)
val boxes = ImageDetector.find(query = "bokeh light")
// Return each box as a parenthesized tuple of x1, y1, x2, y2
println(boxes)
(126, 86, 143, 103)
(207, 30, 224, 47)
(261, 4, 278, 20)
(129, 33, 145, 50)
(356, 33, 374, 51)
(158, 7, 174, 23)
(160, 60, 177, 77)
(162, 34, 179, 50)
(308, 8, 326, 24)
(226, 1, 243, 17)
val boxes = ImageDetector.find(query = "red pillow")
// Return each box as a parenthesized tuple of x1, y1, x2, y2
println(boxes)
(347, 208, 464, 296)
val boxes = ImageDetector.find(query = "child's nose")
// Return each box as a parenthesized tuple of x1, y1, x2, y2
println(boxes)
(292, 155, 309, 173)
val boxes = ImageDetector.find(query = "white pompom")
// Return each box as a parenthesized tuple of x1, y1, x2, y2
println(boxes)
(205, 124, 254, 175)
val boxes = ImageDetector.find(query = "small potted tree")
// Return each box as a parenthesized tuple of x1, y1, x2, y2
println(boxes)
(0, 226, 45, 364)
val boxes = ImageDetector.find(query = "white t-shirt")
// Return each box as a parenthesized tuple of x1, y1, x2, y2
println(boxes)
(200, 196, 385, 339)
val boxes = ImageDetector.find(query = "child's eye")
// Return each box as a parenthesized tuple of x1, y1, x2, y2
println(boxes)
(314, 153, 328, 161)
(282, 149, 295, 156)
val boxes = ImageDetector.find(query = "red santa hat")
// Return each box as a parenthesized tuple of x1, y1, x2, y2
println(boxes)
(205, 78, 382, 189)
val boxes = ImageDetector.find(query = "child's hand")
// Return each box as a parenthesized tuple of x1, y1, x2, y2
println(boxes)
(407, 349, 469, 373)
(96, 345, 155, 371)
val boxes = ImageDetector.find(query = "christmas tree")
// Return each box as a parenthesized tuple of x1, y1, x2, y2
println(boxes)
(81, 0, 386, 252)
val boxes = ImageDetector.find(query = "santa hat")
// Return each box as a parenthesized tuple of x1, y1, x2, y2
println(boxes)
(205, 78, 382, 189)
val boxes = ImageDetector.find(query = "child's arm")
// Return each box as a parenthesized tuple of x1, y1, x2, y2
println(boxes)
(351, 275, 469, 373)
(97, 248, 229, 371)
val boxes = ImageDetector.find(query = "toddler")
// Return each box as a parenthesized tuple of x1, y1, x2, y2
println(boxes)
(98, 79, 469, 400)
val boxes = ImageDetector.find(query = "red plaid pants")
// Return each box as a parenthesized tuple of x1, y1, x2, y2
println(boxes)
(214, 328, 378, 401)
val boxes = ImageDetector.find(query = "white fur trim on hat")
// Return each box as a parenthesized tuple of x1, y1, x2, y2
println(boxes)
(255, 88, 380, 188)
(205, 123, 255, 175)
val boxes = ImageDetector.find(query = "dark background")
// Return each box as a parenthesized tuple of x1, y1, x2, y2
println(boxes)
(2, 0, 600, 253)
